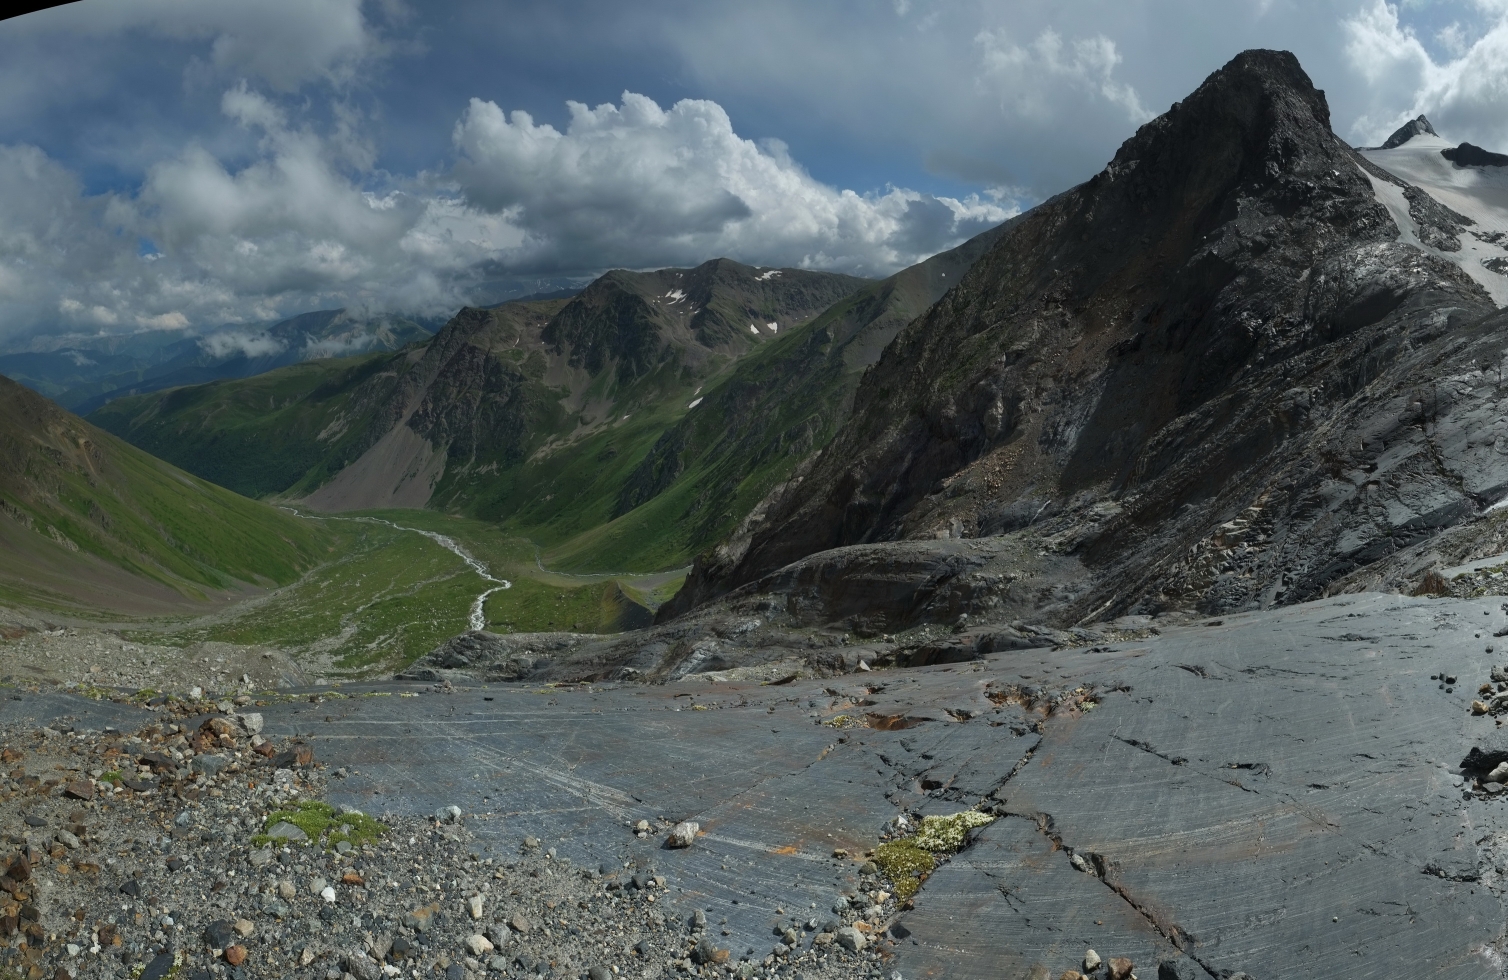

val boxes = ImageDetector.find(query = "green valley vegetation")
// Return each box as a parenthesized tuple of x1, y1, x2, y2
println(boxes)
(154, 509, 682, 674)
(0, 374, 332, 617)
(92, 238, 1007, 580)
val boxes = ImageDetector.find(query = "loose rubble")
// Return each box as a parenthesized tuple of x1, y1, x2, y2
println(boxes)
(0, 707, 905, 979)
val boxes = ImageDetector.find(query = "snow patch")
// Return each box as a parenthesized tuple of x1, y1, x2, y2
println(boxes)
(687, 397, 703, 409)
(749, 323, 759, 334)
(755, 269, 782, 281)
(1361, 135, 1508, 307)
(766, 321, 779, 333)
(664, 289, 686, 303)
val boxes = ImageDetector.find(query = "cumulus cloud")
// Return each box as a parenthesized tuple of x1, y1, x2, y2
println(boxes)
(1344, 0, 1508, 148)
(12, 0, 381, 91)
(975, 28, 1153, 125)
(452, 91, 1011, 276)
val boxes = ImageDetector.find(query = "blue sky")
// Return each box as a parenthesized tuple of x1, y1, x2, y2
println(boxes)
(0, 0, 1505, 347)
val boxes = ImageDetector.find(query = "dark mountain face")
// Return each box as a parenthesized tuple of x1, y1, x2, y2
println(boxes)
(1442, 142, 1508, 168)
(667, 49, 1497, 624)
(1380, 114, 1438, 149)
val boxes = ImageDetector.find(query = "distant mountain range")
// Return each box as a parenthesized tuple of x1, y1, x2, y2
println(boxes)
(0, 308, 438, 414)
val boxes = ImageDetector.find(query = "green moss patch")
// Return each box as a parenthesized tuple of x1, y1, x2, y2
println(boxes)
(252, 800, 386, 850)
(872, 840, 935, 901)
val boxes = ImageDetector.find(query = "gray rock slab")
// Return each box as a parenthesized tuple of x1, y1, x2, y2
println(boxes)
(10, 591, 1508, 976)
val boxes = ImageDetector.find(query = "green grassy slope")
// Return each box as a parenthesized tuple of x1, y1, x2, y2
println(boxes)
(0, 375, 332, 612)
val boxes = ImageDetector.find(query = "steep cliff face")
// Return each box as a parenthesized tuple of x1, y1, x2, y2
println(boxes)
(669, 49, 1499, 623)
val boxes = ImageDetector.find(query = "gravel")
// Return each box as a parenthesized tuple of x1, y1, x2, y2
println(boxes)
(0, 703, 903, 980)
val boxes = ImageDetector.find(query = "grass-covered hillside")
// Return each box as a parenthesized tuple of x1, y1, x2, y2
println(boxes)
(87, 234, 1015, 580)
(0, 374, 333, 615)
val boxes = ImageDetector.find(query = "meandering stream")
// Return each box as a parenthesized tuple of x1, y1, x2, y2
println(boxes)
(287, 510, 511, 631)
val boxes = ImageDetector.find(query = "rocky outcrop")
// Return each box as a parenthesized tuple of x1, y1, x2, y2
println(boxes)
(666, 49, 1496, 625)
(1380, 113, 1437, 149)
(1442, 142, 1508, 168)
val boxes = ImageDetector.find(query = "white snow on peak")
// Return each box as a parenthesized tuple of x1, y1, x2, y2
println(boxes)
(687, 397, 703, 409)
(766, 321, 779, 333)
(664, 289, 686, 303)
(749, 323, 759, 334)
(1360, 136, 1508, 307)
(755, 270, 782, 281)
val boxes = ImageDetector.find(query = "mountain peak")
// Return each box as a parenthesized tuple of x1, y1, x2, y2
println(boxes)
(1380, 114, 1438, 149)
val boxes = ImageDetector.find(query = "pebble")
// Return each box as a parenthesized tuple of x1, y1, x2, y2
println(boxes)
(268, 821, 308, 841)
(465, 933, 494, 956)
(1107, 956, 1134, 980)
(1084, 949, 1101, 971)
(468, 893, 484, 919)
(835, 926, 866, 951)
(320, 885, 337, 903)
(667, 821, 700, 848)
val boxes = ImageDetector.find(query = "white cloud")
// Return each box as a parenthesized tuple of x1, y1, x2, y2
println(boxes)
(1344, 0, 1508, 148)
(452, 91, 1012, 276)
(198, 330, 287, 359)
(975, 28, 1153, 125)
(13, 0, 381, 91)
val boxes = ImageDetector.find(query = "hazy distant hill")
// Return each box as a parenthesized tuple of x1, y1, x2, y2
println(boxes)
(0, 309, 434, 414)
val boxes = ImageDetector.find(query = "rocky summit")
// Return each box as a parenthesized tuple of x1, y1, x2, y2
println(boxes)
(14, 44, 1508, 980)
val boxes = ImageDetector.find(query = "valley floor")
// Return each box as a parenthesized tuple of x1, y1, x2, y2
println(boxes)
(0, 510, 687, 690)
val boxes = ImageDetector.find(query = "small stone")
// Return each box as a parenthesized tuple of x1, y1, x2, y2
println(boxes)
(1447, 675, 1459, 685)
(1069, 853, 1089, 873)
(589, 967, 612, 980)
(1084, 950, 1101, 971)
(267, 821, 308, 842)
(321, 885, 337, 903)
(835, 926, 866, 952)
(468, 894, 484, 919)
(204, 920, 237, 948)
(522, 836, 540, 849)
(1107, 957, 1134, 980)
(223, 945, 247, 966)
(119, 879, 141, 897)
(1157, 956, 1204, 980)
(22, 814, 46, 828)
(233, 919, 255, 938)
(310, 876, 328, 896)
(1473, 700, 1490, 715)
(634, 819, 651, 833)
(667, 821, 700, 848)
(54, 830, 80, 850)
(859, 860, 879, 875)
(62, 780, 93, 801)
(341, 871, 365, 886)
(273, 744, 315, 768)
(832, 848, 849, 859)
(435, 805, 462, 823)
(464, 934, 494, 956)
(278, 880, 297, 900)
(1059, 972, 1086, 980)
(509, 913, 533, 934)
(249, 848, 273, 868)
(237, 712, 264, 735)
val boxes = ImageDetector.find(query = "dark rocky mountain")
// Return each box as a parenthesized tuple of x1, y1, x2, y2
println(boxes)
(650, 49, 1505, 633)
(91, 261, 873, 568)
(1379, 113, 1437, 149)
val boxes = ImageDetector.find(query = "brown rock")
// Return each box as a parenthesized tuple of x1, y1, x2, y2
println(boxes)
(1107, 957, 1134, 980)
(63, 780, 94, 801)
(1059, 972, 1086, 980)
(273, 744, 313, 768)
(5, 854, 30, 882)
(252, 742, 275, 758)
(0, 748, 22, 763)
(201, 717, 236, 737)
(341, 872, 365, 886)
(223, 944, 247, 966)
